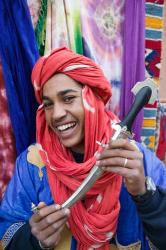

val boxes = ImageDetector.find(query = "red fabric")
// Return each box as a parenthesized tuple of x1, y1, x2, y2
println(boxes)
(146, 40, 161, 50)
(32, 47, 122, 249)
(32, 47, 111, 105)
(0, 64, 16, 200)
(157, 114, 166, 161)
(146, 0, 164, 4)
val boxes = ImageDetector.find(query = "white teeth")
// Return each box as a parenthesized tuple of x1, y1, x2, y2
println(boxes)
(57, 122, 76, 131)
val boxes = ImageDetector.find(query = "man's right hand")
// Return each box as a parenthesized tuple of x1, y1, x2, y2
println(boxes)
(29, 202, 70, 249)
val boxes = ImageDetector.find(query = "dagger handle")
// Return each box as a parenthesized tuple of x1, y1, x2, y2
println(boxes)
(119, 86, 152, 131)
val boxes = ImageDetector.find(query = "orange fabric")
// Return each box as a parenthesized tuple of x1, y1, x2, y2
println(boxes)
(32, 47, 122, 250)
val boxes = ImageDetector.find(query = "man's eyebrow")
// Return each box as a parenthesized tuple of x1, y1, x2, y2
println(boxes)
(57, 89, 78, 96)
(42, 89, 78, 100)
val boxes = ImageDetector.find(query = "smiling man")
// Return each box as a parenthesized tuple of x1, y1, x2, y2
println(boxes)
(0, 48, 166, 250)
(42, 74, 85, 153)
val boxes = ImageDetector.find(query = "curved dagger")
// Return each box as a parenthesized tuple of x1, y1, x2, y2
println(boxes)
(61, 78, 157, 209)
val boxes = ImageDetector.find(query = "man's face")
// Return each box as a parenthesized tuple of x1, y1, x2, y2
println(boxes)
(42, 73, 85, 153)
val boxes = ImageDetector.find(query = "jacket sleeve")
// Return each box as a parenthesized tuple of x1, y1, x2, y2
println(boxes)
(5, 222, 42, 250)
(0, 146, 53, 249)
(135, 143, 166, 249)
(134, 186, 166, 250)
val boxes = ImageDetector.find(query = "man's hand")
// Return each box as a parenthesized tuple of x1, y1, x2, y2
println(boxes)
(29, 202, 70, 249)
(96, 138, 146, 196)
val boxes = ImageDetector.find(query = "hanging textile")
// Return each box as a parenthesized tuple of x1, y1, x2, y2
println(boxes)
(44, 0, 83, 55)
(44, 0, 70, 54)
(141, 0, 164, 151)
(156, 104, 166, 164)
(0, 63, 16, 200)
(27, 0, 41, 29)
(34, 0, 47, 55)
(64, 0, 83, 54)
(159, 0, 166, 102)
(43, 0, 124, 115)
(120, 0, 145, 142)
(81, 0, 124, 115)
(0, 0, 39, 155)
(156, 1, 166, 163)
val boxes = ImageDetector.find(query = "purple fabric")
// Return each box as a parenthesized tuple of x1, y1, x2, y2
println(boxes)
(120, 0, 145, 142)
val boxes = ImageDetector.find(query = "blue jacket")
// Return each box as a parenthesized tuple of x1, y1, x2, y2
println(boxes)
(0, 142, 166, 249)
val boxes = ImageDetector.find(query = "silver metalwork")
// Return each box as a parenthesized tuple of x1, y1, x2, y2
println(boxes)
(61, 125, 131, 209)
(61, 78, 157, 209)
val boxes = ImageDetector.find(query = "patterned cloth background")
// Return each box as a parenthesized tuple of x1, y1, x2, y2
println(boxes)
(156, 0, 166, 163)
(0, 0, 166, 200)
(0, 64, 16, 199)
(29, 0, 124, 115)
(156, 103, 166, 164)
(0, 0, 39, 199)
(159, 0, 166, 102)
(141, 0, 165, 152)
(81, 0, 124, 114)
(27, 0, 166, 163)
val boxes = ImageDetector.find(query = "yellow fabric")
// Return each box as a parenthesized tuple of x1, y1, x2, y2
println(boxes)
(54, 226, 71, 250)
(27, 144, 45, 180)
(145, 16, 163, 29)
(143, 119, 156, 127)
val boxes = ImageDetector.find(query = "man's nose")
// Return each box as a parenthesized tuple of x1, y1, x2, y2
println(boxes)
(52, 103, 67, 120)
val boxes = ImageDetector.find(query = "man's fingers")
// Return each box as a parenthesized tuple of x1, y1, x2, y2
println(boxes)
(96, 157, 143, 170)
(30, 204, 61, 223)
(38, 202, 47, 209)
(38, 204, 62, 218)
(108, 138, 138, 151)
(39, 224, 65, 248)
(36, 217, 67, 241)
(96, 149, 142, 161)
(37, 209, 69, 230)
(30, 203, 70, 227)
(103, 165, 140, 178)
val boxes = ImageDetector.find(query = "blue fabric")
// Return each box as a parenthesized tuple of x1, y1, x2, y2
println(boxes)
(116, 142, 166, 250)
(0, 0, 39, 154)
(1, 143, 166, 249)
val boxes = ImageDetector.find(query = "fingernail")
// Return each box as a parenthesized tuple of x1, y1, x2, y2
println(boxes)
(55, 204, 61, 210)
(96, 160, 100, 165)
(96, 153, 100, 159)
(64, 208, 70, 215)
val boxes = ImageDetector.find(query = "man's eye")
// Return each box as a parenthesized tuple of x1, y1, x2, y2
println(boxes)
(43, 102, 52, 109)
(64, 96, 75, 103)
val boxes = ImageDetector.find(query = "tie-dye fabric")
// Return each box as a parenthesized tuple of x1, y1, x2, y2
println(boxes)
(0, 64, 16, 200)
(80, 0, 124, 115)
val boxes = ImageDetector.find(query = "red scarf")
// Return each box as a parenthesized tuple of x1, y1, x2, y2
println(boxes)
(32, 47, 122, 249)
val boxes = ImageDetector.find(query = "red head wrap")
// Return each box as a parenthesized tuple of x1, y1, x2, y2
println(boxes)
(32, 47, 122, 250)
(32, 47, 112, 104)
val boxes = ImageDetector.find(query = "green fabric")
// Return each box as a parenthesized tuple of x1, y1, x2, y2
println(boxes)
(35, 0, 47, 55)
(73, 11, 83, 55)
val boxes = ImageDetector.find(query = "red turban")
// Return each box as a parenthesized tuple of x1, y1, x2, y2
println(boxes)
(31, 47, 122, 250)
(32, 47, 112, 104)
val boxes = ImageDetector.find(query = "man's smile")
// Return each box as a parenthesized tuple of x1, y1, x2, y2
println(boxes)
(56, 122, 76, 132)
